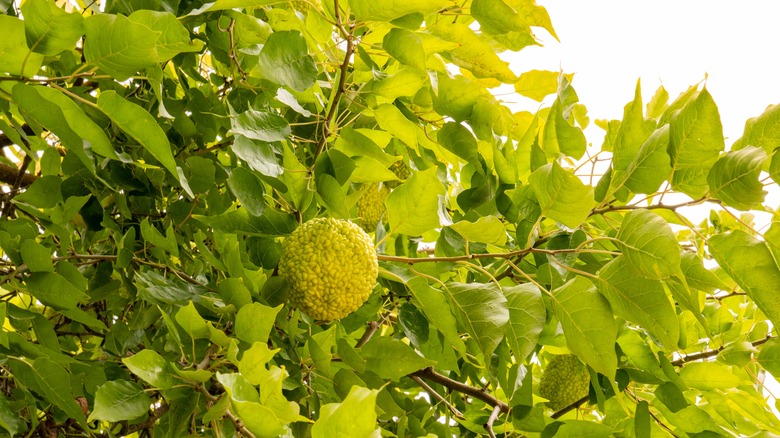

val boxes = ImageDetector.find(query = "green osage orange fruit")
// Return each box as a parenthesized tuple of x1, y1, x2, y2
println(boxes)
(538, 354, 590, 411)
(278, 218, 378, 321)
(356, 183, 389, 232)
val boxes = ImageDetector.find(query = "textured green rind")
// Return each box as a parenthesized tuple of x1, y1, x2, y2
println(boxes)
(538, 354, 590, 411)
(356, 183, 390, 232)
(278, 218, 378, 320)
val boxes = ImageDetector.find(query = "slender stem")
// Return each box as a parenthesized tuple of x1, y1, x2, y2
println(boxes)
(410, 375, 463, 418)
(312, 0, 354, 165)
(355, 320, 381, 348)
(552, 336, 775, 418)
(590, 196, 713, 215)
(410, 367, 509, 413)
(484, 404, 502, 438)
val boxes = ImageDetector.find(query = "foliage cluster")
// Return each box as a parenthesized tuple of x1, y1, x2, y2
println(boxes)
(0, 0, 778, 436)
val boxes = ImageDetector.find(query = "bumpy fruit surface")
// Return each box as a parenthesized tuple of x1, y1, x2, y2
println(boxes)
(356, 183, 389, 232)
(538, 354, 590, 411)
(386, 160, 410, 189)
(278, 218, 378, 321)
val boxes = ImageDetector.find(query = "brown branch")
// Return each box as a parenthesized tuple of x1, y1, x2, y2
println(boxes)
(194, 385, 255, 437)
(312, 0, 354, 165)
(671, 335, 773, 367)
(410, 367, 509, 413)
(377, 246, 596, 265)
(552, 336, 776, 418)
(410, 375, 463, 418)
(484, 404, 502, 438)
(0, 162, 37, 187)
(355, 320, 381, 348)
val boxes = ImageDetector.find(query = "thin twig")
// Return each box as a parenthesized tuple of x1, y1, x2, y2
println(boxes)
(311, 0, 354, 165)
(590, 196, 713, 215)
(484, 404, 502, 438)
(410, 375, 463, 418)
(410, 367, 509, 413)
(355, 320, 381, 348)
(118, 402, 169, 435)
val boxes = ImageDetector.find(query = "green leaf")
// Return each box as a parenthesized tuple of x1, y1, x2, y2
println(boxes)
(175, 301, 210, 339)
(514, 70, 573, 102)
(14, 175, 62, 208)
(597, 257, 679, 348)
(187, 0, 276, 14)
(407, 277, 467, 356)
(20, 240, 53, 273)
(371, 67, 427, 101)
(623, 125, 671, 194)
(450, 216, 507, 245)
(348, 0, 450, 22)
(230, 108, 291, 142)
(472, 0, 530, 34)
(311, 386, 380, 438)
(316, 174, 349, 219)
(88, 380, 151, 422)
(757, 338, 780, 378)
(503, 283, 545, 360)
(237, 342, 279, 385)
(231, 135, 284, 177)
(733, 103, 780, 153)
(359, 337, 435, 381)
(612, 80, 654, 173)
(97, 91, 178, 177)
(0, 393, 26, 435)
(29, 358, 86, 426)
(709, 231, 780, 329)
(429, 22, 516, 83)
(552, 276, 617, 378)
(554, 420, 613, 437)
(252, 31, 317, 92)
(13, 84, 116, 164)
(26, 272, 88, 310)
(678, 362, 746, 390)
(84, 14, 159, 80)
(386, 167, 444, 236)
(235, 303, 283, 344)
(122, 349, 176, 389)
(128, 11, 204, 61)
(543, 98, 587, 159)
(437, 122, 478, 162)
(707, 146, 767, 210)
(227, 167, 266, 216)
(668, 88, 724, 198)
(445, 282, 509, 361)
(529, 162, 594, 228)
(432, 73, 481, 122)
(616, 209, 681, 280)
(680, 252, 728, 293)
(22, 0, 85, 56)
(0, 16, 44, 76)
(373, 104, 418, 148)
(383, 29, 426, 71)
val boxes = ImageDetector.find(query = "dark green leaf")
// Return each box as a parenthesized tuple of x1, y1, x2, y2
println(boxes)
(88, 380, 151, 422)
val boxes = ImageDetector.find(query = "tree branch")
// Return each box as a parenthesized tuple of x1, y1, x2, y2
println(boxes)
(410, 375, 463, 418)
(312, 0, 354, 165)
(590, 196, 713, 215)
(0, 161, 37, 187)
(376, 246, 608, 265)
(552, 336, 776, 418)
(410, 367, 509, 413)
(484, 404, 502, 438)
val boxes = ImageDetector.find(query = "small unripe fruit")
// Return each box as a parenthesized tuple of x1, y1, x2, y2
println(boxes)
(356, 183, 389, 232)
(538, 354, 590, 411)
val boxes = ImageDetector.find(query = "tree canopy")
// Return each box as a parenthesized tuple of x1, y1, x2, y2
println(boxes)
(0, 0, 778, 436)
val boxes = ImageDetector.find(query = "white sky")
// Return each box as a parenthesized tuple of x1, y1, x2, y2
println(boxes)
(504, 0, 780, 146)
